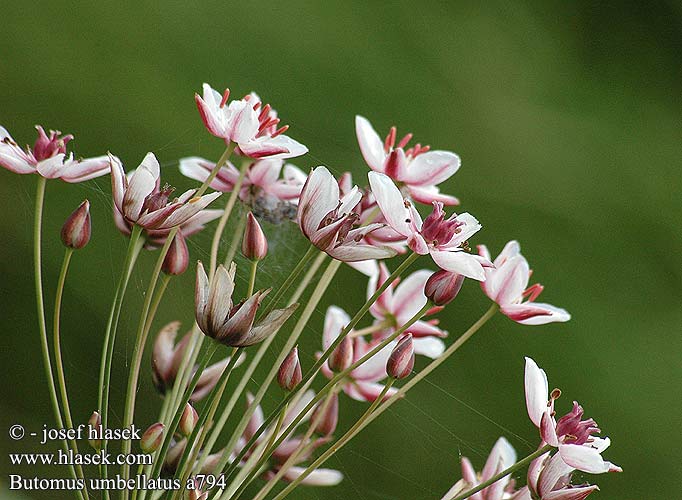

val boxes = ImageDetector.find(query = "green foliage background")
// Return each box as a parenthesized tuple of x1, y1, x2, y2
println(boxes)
(1, 1, 680, 498)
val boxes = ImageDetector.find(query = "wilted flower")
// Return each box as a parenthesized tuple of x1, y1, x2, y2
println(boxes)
(320, 306, 398, 402)
(386, 334, 415, 379)
(234, 392, 343, 487)
(195, 84, 308, 159)
(110, 152, 221, 230)
(368, 263, 448, 358)
(151, 321, 244, 401)
(0, 125, 109, 182)
(369, 172, 491, 280)
(140, 423, 165, 454)
(478, 241, 571, 325)
(513, 449, 600, 500)
(297, 166, 397, 262)
(195, 262, 298, 347)
(356, 116, 460, 205)
(61, 200, 91, 249)
(441, 437, 518, 500)
(277, 346, 302, 391)
(524, 358, 622, 474)
(162, 232, 189, 275)
(242, 212, 268, 261)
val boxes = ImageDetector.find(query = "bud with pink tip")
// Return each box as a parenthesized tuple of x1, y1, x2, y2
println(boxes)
(188, 489, 209, 500)
(328, 336, 353, 372)
(242, 212, 268, 261)
(162, 232, 189, 275)
(312, 392, 339, 436)
(61, 200, 91, 249)
(140, 423, 165, 453)
(277, 346, 302, 391)
(424, 270, 465, 306)
(179, 403, 199, 437)
(387, 334, 415, 379)
(87, 411, 102, 450)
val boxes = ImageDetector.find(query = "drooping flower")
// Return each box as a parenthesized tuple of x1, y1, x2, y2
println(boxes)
(151, 321, 245, 402)
(194, 262, 298, 347)
(179, 156, 306, 223)
(524, 357, 622, 475)
(297, 166, 397, 262)
(320, 306, 398, 402)
(368, 262, 448, 358)
(0, 125, 110, 182)
(478, 241, 570, 325)
(512, 449, 600, 500)
(195, 83, 308, 159)
(232, 392, 343, 487)
(356, 116, 461, 205)
(110, 152, 221, 230)
(441, 437, 518, 500)
(369, 171, 491, 280)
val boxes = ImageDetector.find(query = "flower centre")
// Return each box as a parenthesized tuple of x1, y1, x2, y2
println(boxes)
(383, 126, 430, 159)
(143, 184, 175, 212)
(33, 126, 73, 161)
(420, 202, 463, 246)
(555, 401, 601, 445)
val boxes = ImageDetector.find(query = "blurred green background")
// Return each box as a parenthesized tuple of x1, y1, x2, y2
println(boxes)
(1, 1, 680, 498)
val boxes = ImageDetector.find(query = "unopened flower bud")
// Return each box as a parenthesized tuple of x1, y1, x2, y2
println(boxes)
(312, 392, 339, 436)
(189, 490, 209, 500)
(242, 212, 268, 261)
(162, 232, 189, 275)
(328, 336, 353, 372)
(61, 200, 91, 249)
(140, 423, 165, 453)
(277, 346, 302, 391)
(424, 270, 464, 306)
(87, 411, 102, 450)
(179, 403, 199, 437)
(387, 334, 415, 379)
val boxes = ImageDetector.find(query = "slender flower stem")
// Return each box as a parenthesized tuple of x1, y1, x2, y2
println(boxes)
(220, 258, 342, 483)
(209, 158, 248, 276)
(447, 444, 554, 500)
(148, 343, 219, 481)
(223, 211, 247, 267)
(273, 381, 394, 499)
(120, 236, 176, 496)
(233, 298, 431, 494)
(222, 253, 419, 484)
(195, 252, 326, 475)
(171, 347, 242, 500)
(53, 248, 89, 499)
(349, 317, 395, 337)
(260, 245, 317, 318)
(196, 142, 235, 198)
(247, 259, 258, 297)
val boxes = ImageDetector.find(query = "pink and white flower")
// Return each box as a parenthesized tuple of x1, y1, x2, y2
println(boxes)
(512, 449, 600, 500)
(0, 125, 109, 182)
(232, 392, 343, 487)
(179, 156, 306, 222)
(478, 241, 570, 325)
(320, 306, 398, 402)
(369, 171, 490, 280)
(368, 263, 448, 359)
(356, 116, 461, 205)
(524, 357, 622, 475)
(297, 167, 398, 262)
(110, 152, 221, 231)
(441, 437, 518, 500)
(195, 84, 308, 159)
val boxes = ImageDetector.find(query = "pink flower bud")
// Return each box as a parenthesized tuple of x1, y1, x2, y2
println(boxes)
(277, 346, 302, 391)
(140, 423, 165, 453)
(61, 200, 91, 249)
(386, 334, 415, 379)
(179, 403, 199, 437)
(162, 232, 189, 275)
(87, 411, 101, 450)
(328, 336, 353, 372)
(424, 270, 464, 306)
(189, 489, 209, 500)
(242, 212, 268, 261)
(312, 392, 339, 436)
